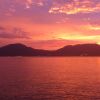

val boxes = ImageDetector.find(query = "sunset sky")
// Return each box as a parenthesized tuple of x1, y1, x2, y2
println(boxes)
(0, 0, 100, 50)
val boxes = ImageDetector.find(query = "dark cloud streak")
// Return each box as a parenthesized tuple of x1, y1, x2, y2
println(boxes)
(0, 26, 30, 39)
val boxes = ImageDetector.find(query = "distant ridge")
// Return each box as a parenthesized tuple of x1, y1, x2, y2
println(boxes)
(0, 43, 52, 56)
(0, 43, 100, 56)
(55, 44, 100, 56)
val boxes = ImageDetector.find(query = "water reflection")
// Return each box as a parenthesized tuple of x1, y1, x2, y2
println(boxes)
(0, 57, 100, 100)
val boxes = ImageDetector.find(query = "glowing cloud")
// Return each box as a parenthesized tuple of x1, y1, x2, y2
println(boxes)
(88, 25, 100, 31)
(49, 0, 100, 14)
(26, 0, 45, 8)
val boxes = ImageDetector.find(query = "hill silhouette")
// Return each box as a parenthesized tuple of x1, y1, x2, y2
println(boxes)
(55, 44, 100, 56)
(0, 43, 52, 56)
(0, 43, 100, 56)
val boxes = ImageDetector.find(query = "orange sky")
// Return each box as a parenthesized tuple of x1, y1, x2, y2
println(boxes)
(0, 0, 100, 50)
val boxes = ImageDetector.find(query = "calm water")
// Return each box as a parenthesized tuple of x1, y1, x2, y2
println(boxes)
(0, 57, 100, 100)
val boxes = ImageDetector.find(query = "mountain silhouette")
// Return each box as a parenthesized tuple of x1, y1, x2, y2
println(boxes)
(0, 43, 52, 56)
(0, 43, 100, 56)
(55, 44, 100, 56)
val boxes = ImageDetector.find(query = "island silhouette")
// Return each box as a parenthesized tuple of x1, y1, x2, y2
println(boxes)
(0, 43, 100, 56)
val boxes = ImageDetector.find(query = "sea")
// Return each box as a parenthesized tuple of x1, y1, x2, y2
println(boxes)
(0, 57, 100, 100)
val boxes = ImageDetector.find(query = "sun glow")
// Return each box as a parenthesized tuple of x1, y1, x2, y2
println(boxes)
(0, 0, 100, 49)
(97, 42, 100, 45)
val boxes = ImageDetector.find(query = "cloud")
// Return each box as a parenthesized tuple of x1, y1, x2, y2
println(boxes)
(87, 24, 100, 31)
(14, 0, 46, 9)
(1, 0, 100, 16)
(49, 0, 100, 15)
(0, 27, 30, 39)
(79, 23, 100, 36)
